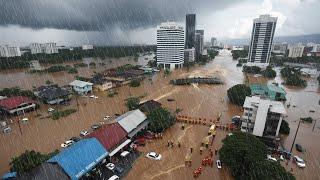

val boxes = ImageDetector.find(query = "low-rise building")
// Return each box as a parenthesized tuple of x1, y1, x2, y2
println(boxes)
(82, 45, 94, 50)
(272, 43, 287, 55)
(138, 52, 155, 66)
(0, 45, 21, 57)
(90, 74, 113, 91)
(34, 85, 70, 104)
(288, 44, 305, 58)
(0, 96, 37, 115)
(69, 80, 93, 95)
(241, 96, 286, 139)
(29, 60, 44, 71)
(30, 43, 58, 54)
(232, 46, 244, 51)
(250, 84, 286, 101)
(116, 109, 148, 138)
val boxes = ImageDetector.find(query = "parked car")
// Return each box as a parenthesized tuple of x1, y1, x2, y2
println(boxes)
(48, 107, 55, 112)
(104, 115, 111, 121)
(295, 144, 303, 152)
(70, 137, 80, 142)
(80, 131, 89, 137)
(91, 124, 101, 130)
(267, 155, 277, 162)
(89, 95, 98, 99)
(216, 160, 222, 169)
(146, 152, 162, 160)
(108, 175, 119, 180)
(106, 163, 115, 171)
(120, 151, 130, 158)
(3, 127, 12, 134)
(114, 166, 124, 175)
(61, 140, 74, 148)
(293, 156, 306, 168)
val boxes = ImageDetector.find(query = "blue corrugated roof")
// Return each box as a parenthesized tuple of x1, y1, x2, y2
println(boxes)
(48, 138, 108, 180)
(1, 172, 17, 179)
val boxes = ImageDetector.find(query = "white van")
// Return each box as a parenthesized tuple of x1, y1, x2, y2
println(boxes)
(3, 127, 12, 134)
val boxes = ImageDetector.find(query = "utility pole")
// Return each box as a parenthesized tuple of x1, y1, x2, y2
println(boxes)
(290, 120, 301, 153)
(313, 118, 319, 132)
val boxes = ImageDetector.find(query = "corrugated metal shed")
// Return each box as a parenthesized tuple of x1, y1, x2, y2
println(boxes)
(47, 138, 108, 180)
(116, 109, 147, 133)
(86, 123, 128, 151)
(19, 163, 69, 180)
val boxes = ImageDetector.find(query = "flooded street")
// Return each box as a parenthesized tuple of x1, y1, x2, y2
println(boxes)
(0, 50, 319, 179)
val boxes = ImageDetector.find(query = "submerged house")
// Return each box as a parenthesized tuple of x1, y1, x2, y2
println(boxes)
(0, 96, 37, 115)
(34, 85, 70, 104)
(250, 84, 286, 101)
(69, 80, 93, 95)
(90, 74, 113, 91)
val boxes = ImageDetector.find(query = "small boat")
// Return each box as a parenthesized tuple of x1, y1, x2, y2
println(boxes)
(310, 110, 315, 113)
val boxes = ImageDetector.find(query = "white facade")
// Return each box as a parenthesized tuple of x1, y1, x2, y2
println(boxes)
(288, 44, 305, 58)
(211, 37, 217, 47)
(272, 43, 287, 54)
(157, 22, 185, 70)
(241, 96, 286, 138)
(184, 48, 195, 63)
(0, 45, 21, 57)
(69, 80, 93, 94)
(30, 43, 58, 54)
(138, 52, 156, 66)
(82, 45, 94, 50)
(248, 15, 277, 66)
(232, 46, 244, 51)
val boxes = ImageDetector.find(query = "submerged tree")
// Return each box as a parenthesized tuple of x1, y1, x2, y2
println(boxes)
(147, 107, 175, 133)
(227, 84, 251, 106)
(125, 96, 140, 110)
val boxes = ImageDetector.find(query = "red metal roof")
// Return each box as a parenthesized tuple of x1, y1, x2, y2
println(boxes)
(86, 123, 128, 151)
(0, 96, 35, 110)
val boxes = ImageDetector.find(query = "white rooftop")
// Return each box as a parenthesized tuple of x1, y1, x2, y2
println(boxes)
(243, 96, 286, 115)
(69, 80, 93, 87)
(116, 109, 147, 133)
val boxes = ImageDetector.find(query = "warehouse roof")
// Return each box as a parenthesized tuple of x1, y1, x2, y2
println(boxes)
(116, 109, 147, 133)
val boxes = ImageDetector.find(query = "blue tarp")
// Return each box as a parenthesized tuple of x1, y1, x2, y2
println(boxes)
(1, 172, 17, 179)
(48, 138, 108, 180)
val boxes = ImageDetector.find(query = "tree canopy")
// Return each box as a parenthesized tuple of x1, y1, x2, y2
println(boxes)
(262, 66, 277, 78)
(125, 96, 140, 111)
(219, 132, 294, 180)
(147, 107, 175, 133)
(242, 66, 261, 74)
(231, 50, 248, 60)
(227, 84, 251, 106)
(279, 120, 290, 135)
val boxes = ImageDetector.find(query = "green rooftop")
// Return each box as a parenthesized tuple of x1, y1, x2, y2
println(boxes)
(250, 84, 286, 101)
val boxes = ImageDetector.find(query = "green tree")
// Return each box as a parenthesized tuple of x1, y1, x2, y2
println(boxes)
(262, 66, 276, 78)
(10, 150, 59, 174)
(279, 120, 290, 135)
(243, 66, 261, 74)
(130, 79, 141, 87)
(147, 107, 175, 133)
(219, 132, 294, 180)
(45, 80, 52, 85)
(227, 84, 251, 106)
(231, 50, 248, 60)
(125, 96, 140, 110)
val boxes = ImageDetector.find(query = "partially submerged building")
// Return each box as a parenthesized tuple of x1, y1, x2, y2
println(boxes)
(69, 80, 93, 95)
(241, 96, 286, 139)
(90, 74, 113, 91)
(0, 96, 37, 115)
(116, 109, 149, 138)
(34, 85, 70, 104)
(250, 84, 286, 101)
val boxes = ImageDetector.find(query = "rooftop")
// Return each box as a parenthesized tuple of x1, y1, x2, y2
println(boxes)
(0, 96, 35, 110)
(243, 96, 286, 115)
(116, 109, 147, 133)
(69, 80, 93, 87)
(37, 85, 69, 100)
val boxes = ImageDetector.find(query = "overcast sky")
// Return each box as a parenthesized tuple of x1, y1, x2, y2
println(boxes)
(0, 0, 319, 46)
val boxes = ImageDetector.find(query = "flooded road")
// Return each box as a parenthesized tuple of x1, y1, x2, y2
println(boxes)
(0, 50, 319, 179)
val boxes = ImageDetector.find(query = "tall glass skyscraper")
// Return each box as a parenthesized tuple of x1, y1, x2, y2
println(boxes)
(248, 15, 277, 66)
(185, 14, 196, 49)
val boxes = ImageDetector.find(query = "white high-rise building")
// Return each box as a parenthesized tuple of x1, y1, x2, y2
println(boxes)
(195, 30, 204, 56)
(288, 44, 305, 58)
(247, 15, 277, 67)
(0, 45, 21, 57)
(184, 48, 195, 63)
(30, 43, 58, 54)
(211, 37, 217, 47)
(157, 22, 185, 70)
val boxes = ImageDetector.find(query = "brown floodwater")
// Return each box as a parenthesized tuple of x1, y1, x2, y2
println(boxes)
(0, 50, 319, 179)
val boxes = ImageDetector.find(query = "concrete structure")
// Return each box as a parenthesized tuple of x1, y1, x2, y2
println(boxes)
(185, 14, 196, 49)
(69, 80, 93, 94)
(82, 45, 94, 50)
(288, 44, 305, 58)
(184, 48, 195, 63)
(29, 60, 44, 71)
(30, 43, 58, 54)
(272, 42, 287, 55)
(232, 46, 244, 51)
(0, 45, 21, 57)
(241, 96, 286, 139)
(157, 22, 185, 70)
(211, 37, 217, 47)
(250, 84, 286, 101)
(247, 15, 277, 67)
(195, 30, 204, 56)
(138, 52, 156, 66)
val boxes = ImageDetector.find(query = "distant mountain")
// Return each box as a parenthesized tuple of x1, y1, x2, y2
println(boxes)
(221, 34, 320, 46)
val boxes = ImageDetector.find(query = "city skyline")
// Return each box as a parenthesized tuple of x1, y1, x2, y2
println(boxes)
(0, 0, 320, 46)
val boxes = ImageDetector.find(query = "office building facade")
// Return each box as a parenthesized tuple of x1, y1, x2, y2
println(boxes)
(30, 43, 58, 54)
(184, 48, 195, 63)
(248, 15, 277, 67)
(185, 14, 196, 49)
(288, 44, 305, 58)
(211, 37, 217, 47)
(0, 45, 21, 57)
(195, 30, 204, 56)
(157, 22, 185, 70)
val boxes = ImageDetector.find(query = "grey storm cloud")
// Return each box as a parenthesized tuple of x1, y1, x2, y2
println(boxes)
(0, 0, 239, 31)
